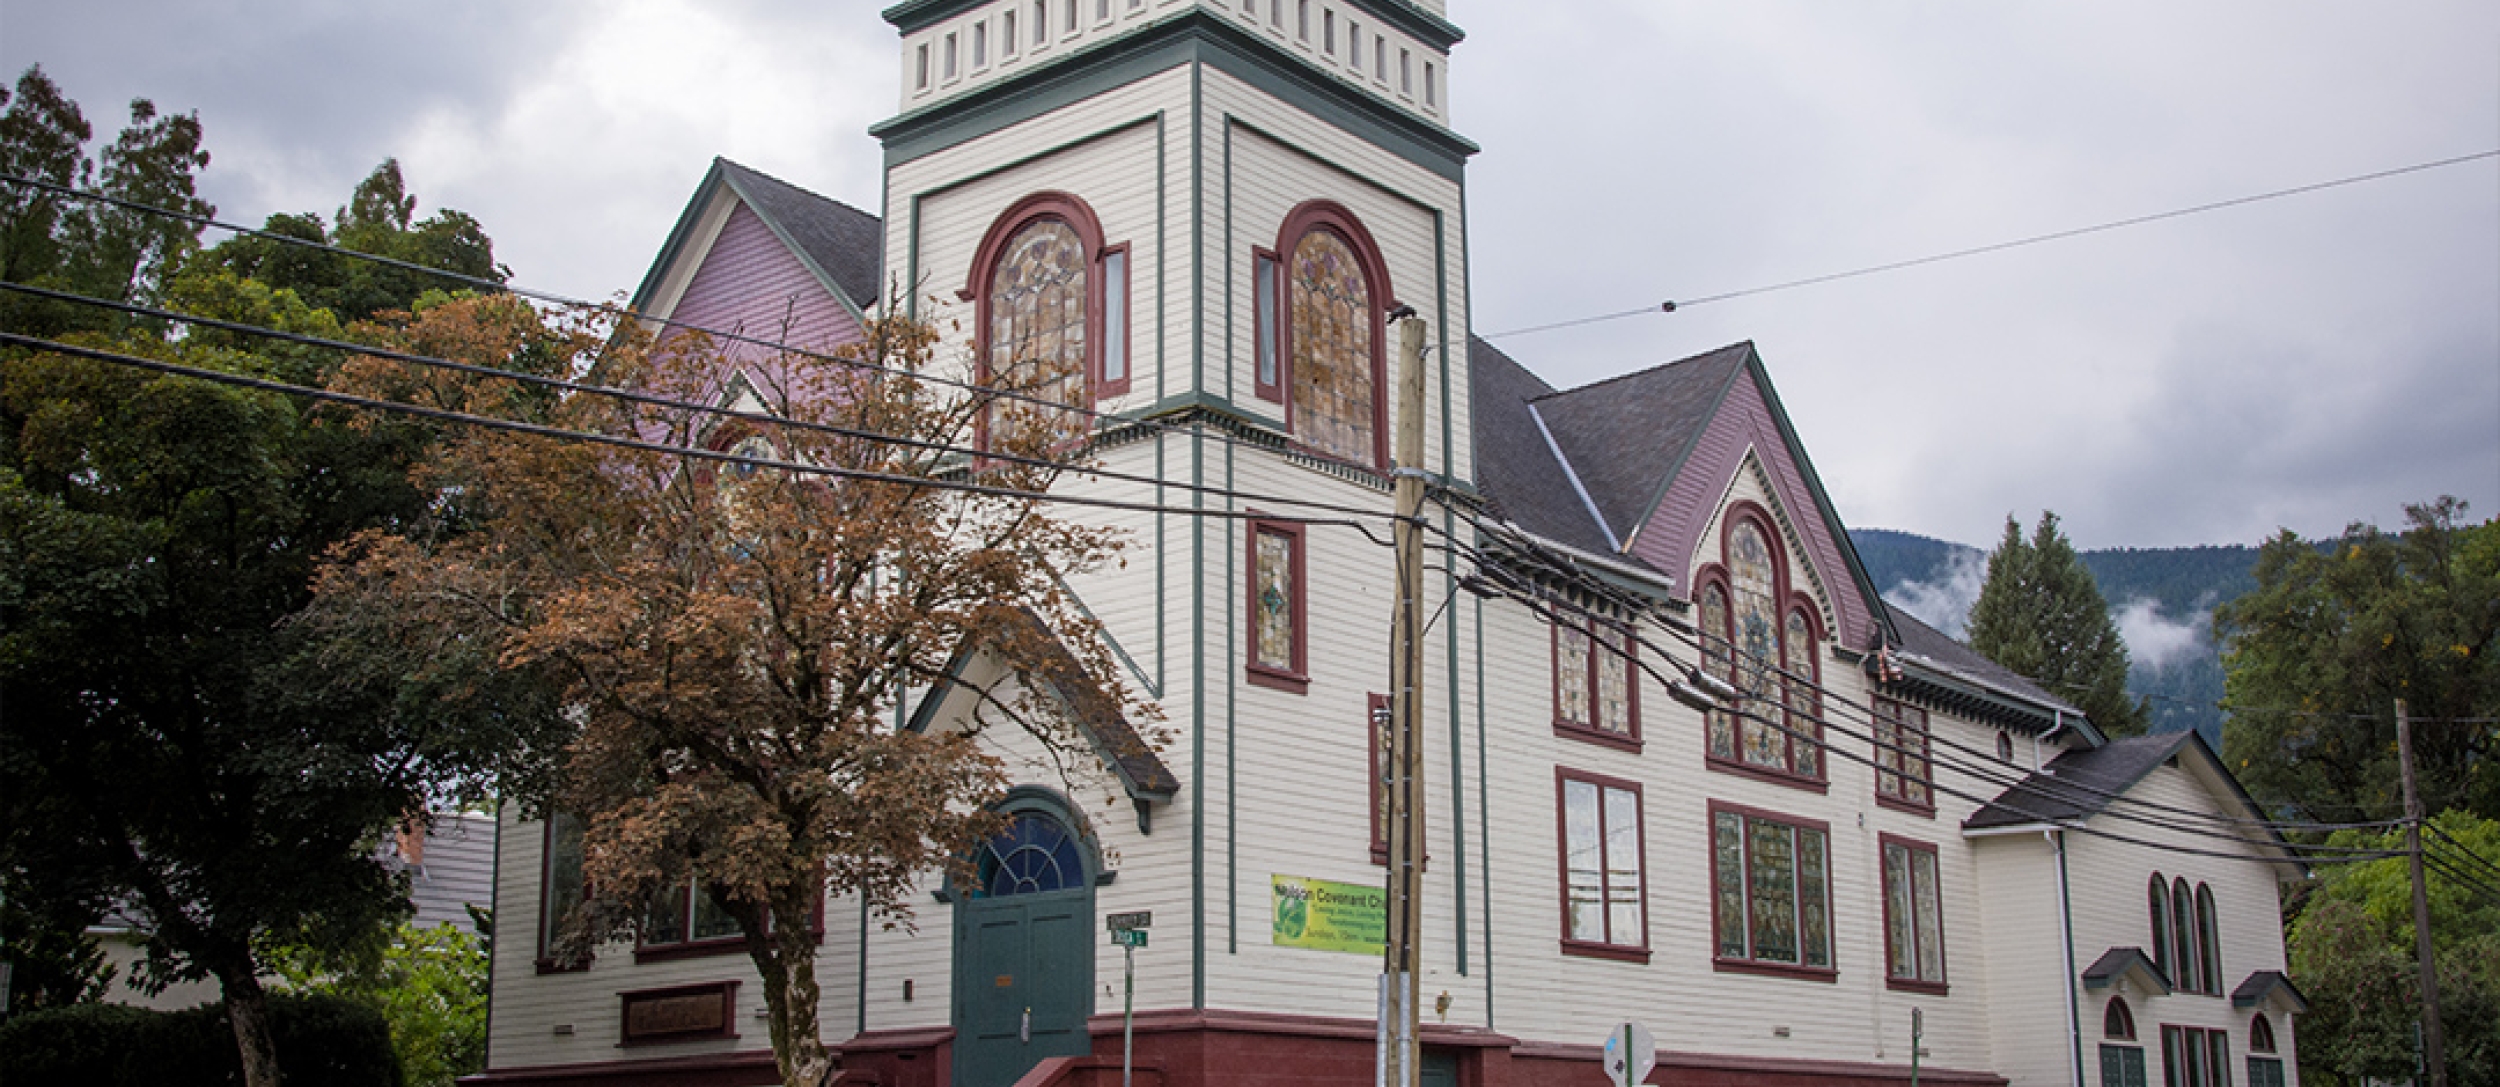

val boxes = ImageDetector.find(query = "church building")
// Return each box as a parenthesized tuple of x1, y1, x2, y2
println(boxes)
(466, 3, 2306, 1085)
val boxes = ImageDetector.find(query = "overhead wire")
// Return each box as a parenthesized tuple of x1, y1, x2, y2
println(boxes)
(0, 280, 1419, 530)
(1476, 148, 2500, 342)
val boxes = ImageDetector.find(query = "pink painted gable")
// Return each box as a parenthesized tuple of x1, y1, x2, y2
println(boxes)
(664, 201, 865, 407)
(1626, 367, 1881, 651)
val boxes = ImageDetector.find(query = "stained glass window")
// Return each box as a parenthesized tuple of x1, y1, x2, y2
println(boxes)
(1254, 531, 1295, 671)
(977, 813, 1086, 897)
(1701, 585, 1737, 760)
(1701, 516, 1821, 782)
(1561, 774, 1643, 950)
(539, 814, 584, 960)
(1874, 697, 1931, 808)
(987, 217, 1088, 446)
(1783, 609, 1820, 777)
(1288, 227, 1375, 465)
(1883, 838, 1947, 986)
(1595, 622, 1631, 734)
(1555, 623, 1591, 726)
(1710, 806, 1832, 970)
(1730, 522, 1784, 769)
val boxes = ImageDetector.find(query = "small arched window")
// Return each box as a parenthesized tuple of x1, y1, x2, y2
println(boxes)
(2148, 875, 2173, 982)
(2172, 876, 2200, 993)
(1695, 508, 1821, 784)
(1996, 730, 2015, 761)
(2104, 996, 2136, 1040)
(2196, 883, 2223, 995)
(1254, 200, 1391, 469)
(969, 192, 1127, 450)
(2249, 1013, 2275, 1053)
(975, 811, 1088, 897)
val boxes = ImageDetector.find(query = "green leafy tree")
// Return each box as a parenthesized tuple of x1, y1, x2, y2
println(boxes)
(2288, 811, 2500, 1087)
(2217, 498, 2499, 825)
(0, 897, 117, 1013)
(1967, 511, 2150, 736)
(193, 158, 503, 324)
(1, 78, 558, 1087)
(269, 920, 488, 1087)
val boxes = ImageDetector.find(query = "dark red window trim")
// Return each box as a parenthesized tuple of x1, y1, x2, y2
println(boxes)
(2105, 996, 2137, 1040)
(1551, 610, 1642, 752)
(1244, 514, 1308, 694)
(963, 191, 1115, 453)
(535, 813, 588, 975)
(1368, 692, 1391, 865)
(1271, 199, 1394, 471)
(1707, 799, 1838, 981)
(1555, 766, 1649, 963)
(631, 879, 827, 964)
(1878, 832, 1949, 995)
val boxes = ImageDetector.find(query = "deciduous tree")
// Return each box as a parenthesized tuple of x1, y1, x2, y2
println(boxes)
(1967, 511, 2150, 736)
(2217, 498, 2498, 825)
(317, 303, 1149, 1087)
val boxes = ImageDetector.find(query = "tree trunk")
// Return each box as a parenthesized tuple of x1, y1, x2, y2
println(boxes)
(218, 964, 285, 1087)
(754, 894, 831, 1087)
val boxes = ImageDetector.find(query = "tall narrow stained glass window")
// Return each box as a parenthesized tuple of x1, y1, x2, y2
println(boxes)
(987, 217, 1089, 445)
(1730, 522, 1782, 768)
(1882, 836, 1947, 989)
(1711, 805, 1832, 971)
(1246, 519, 1306, 691)
(1555, 611, 1636, 744)
(1783, 608, 1820, 777)
(1702, 583, 1737, 760)
(1560, 772, 1645, 955)
(1874, 697, 1933, 809)
(1287, 227, 1375, 465)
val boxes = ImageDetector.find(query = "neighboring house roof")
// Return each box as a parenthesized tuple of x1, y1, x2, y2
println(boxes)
(1883, 606, 2095, 737)
(2080, 946, 2173, 995)
(386, 810, 497, 932)
(1962, 730, 2304, 874)
(630, 157, 885, 320)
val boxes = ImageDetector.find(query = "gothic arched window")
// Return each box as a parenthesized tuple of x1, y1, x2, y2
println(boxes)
(1254, 201, 1391, 469)
(968, 192, 1129, 450)
(1694, 506, 1823, 785)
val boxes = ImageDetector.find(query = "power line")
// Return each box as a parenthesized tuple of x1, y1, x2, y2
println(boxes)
(1477, 148, 2500, 342)
(0, 281, 1416, 530)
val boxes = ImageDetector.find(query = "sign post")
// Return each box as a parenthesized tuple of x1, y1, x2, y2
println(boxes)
(1108, 912, 1151, 1087)
(1603, 1021, 1655, 1087)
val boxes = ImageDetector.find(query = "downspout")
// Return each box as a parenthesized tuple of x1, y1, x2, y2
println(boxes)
(2050, 829, 2083, 1087)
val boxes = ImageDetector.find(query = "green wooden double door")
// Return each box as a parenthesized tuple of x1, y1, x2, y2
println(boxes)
(952, 810, 1095, 1087)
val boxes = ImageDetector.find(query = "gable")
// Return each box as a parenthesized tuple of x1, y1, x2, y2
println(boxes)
(1622, 356, 1883, 650)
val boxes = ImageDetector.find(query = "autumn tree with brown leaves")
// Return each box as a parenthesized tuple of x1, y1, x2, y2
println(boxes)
(312, 298, 1147, 1087)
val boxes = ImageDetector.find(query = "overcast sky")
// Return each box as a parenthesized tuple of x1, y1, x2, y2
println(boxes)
(6, 0, 2493, 550)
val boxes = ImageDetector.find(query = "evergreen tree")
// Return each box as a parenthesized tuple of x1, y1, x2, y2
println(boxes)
(1966, 511, 2150, 736)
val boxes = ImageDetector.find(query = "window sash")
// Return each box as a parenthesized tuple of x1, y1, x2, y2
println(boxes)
(1561, 775, 1643, 950)
(1711, 806, 1831, 968)
(1882, 839, 1948, 985)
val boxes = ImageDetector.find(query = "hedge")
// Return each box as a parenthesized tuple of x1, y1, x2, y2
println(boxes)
(0, 992, 403, 1087)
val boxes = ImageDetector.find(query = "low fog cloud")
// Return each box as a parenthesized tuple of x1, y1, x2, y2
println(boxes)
(1886, 548, 1987, 639)
(2114, 598, 2209, 672)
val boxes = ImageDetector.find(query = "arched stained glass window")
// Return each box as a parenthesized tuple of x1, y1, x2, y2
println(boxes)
(2196, 883, 2222, 995)
(2148, 875, 2173, 981)
(2173, 876, 2200, 993)
(1696, 508, 1822, 784)
(1700, 584, 1736, 761)
(988, 217, 1088, 440)
(1783, 608, 1820, 778)
(976, 813, 1087, 898)
(1289, 227, 1373, 464)
(2105, 997, 2136, 1040)
(2249, 1014, 2275, 1053)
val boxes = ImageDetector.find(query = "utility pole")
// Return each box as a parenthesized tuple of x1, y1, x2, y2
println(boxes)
(1380, 309, 1427, 1087)
(2397, 698, 2448, 1087)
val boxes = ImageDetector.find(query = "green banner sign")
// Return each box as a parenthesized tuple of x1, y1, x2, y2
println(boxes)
(1270, 874, 1386, 955)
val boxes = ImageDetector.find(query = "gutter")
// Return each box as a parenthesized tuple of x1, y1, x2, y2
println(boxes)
(1477, 517, 1676, 601)
(2051, 830, 2083, 1087)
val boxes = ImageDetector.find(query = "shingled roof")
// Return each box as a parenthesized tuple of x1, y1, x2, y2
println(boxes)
(1964, 730, 2195, 831)
(1885, 606, 2089, 730)
(1527, 341, 1754, 545)
(630, 157, 885, 318)
(1467, 336, 1615, 557)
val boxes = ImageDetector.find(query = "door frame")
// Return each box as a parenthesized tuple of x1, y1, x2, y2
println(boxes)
(949, 786, 1101, 1087)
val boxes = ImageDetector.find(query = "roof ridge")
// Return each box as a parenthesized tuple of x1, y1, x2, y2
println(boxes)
(714, 157, 879, 223)
(1526, 339, 1754, 404)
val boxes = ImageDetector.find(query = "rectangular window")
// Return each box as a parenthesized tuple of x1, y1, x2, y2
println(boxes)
(1253, 249, 1281, 398)
(2161, 1027, 2232, 1087)
(1067, 0, 1079, 32)
(915, 44, 930, 90)
(2244, 1059, 2283, 1087)
(943, 32, 959, 79)
(642, 879, 743, 953)
(2102, 1045, 2150, 1087)
(972, 22, 987, 67)
(1710, 802, 1834, 977)
(1036, 2, 1049, 45)
(1424, 62, 1436, 106)
(1347, 21, 1358, 65)
(1881, 835, 1948, 992)
(1369, 692, 1391, 863)
(1553, 611, 1638, 748)
(1559, 769, 1646, 960)
(1100, 246, 1130, 394)
(1323, 11, 1334, 52)
(1296, 0, 1307, 40)
(1002, 11, 1017, 55)
(1246, 516, 1307, 693)
(1096, 0, 1109, 22)
(1375, 37, 1386, 79)
(537, 813, 586, 970)
(1400, 48, 1412, 94)
(1873, 696, 1933, 812)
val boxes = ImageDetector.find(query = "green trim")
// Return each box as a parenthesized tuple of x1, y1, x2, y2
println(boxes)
(1739, 353, 1899, 647)
(1048, 565, 1159, 699)
(1472, 591, 1491, 1024)
(876, 11, 1473, 182)
(1189, 426, 1206, 1009)
(1220, 116, 1233, 404)
(1189, 59, 1202, 402)
(884, 0, 1463, 50)
(1443, 504, 1465, 974)
(1223, 439, 1237, 956)
(895, 113, 1165, 316)
(1156, 436, 1167, 694)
